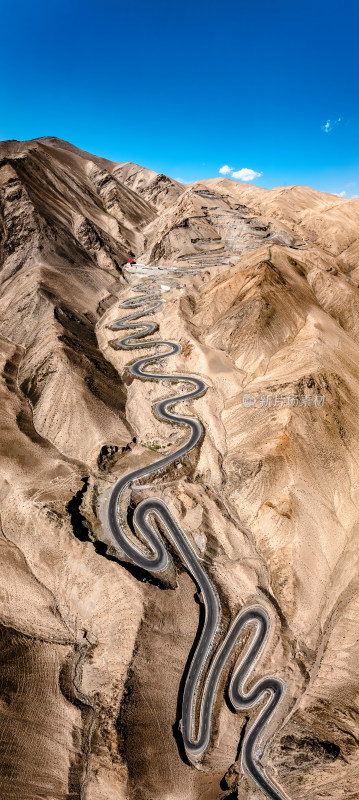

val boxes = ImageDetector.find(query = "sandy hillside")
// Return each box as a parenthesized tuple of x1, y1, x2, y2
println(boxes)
(0, 136, 358, 800)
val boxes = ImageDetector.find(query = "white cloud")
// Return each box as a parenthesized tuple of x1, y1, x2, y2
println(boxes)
(351, 194, 359, 199)
(321, 117, 342, 133)
(335, 191, 346, 197)
(231, 167, 263, 182)
(219, 164, 234, 175)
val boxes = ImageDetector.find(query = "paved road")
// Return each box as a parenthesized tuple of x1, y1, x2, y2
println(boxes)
(107, 264, 289, 800)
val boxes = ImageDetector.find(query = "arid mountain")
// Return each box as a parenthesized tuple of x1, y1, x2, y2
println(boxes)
(0, 136, 358, 800)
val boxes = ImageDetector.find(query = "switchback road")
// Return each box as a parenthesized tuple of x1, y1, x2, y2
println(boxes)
(107, 262, 289, 800)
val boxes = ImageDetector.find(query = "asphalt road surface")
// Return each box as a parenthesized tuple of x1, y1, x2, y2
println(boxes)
(107, 263, 289, 800)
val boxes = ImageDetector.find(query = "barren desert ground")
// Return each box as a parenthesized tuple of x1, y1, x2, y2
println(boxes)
(0, 136, 359, 800)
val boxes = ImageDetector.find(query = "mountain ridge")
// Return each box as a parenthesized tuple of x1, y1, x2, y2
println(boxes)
(0, 137, 358, 800)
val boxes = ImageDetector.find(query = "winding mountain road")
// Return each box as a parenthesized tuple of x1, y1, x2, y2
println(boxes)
(107, 262, 289, 800)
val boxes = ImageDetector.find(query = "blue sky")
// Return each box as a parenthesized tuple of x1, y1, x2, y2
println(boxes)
(1, 0, 358, 195)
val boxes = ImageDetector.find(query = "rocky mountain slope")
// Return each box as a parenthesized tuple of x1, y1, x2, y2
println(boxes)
(0, 136, 358, 800)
